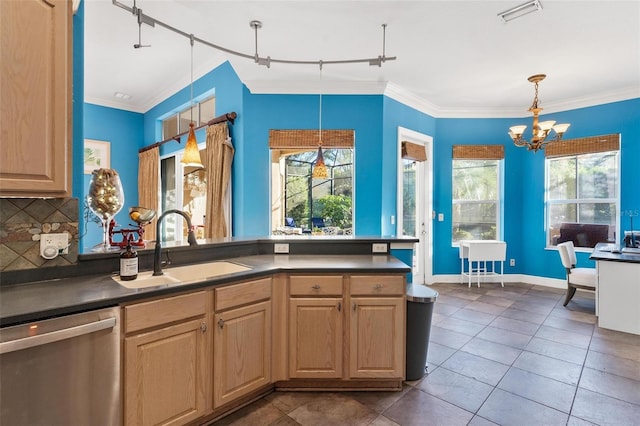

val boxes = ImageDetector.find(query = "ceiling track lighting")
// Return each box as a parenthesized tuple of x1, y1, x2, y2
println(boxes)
(498, 0, 543, 23)
(509, 74, 570, 153)
(113, 0, 396, 68)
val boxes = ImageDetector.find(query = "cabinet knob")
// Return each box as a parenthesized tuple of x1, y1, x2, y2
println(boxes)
(200, 322, 207, 333)
(312, 284, 321, 290)
(218, 318, 224, 329)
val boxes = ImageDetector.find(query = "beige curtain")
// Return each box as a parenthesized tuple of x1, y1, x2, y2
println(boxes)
(138, 147, 159, 242)
(204, 122, 234, 239)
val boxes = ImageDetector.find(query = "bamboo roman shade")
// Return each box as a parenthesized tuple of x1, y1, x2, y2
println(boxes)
(545, 134, 620, 158)
(452, 145, 505, 159)
(268, 129, 354, 149)
(401, 141, 427, 162)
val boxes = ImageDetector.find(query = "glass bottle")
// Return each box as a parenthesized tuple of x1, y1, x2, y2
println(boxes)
(119, 236, 138, 281)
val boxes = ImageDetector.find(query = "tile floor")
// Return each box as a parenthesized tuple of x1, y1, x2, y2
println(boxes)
(211, 282, 640, 426)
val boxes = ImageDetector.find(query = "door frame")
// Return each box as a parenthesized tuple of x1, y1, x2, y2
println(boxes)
(397, 127, 433, 285)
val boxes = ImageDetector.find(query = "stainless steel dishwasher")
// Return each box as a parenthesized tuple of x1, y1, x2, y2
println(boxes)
(1, 306, 121, 425)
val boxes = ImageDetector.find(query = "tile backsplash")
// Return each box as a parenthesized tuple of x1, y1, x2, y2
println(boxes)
(0, 198, 79, 272)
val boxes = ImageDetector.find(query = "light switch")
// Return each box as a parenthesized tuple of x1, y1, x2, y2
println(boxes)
(438, 213, 444, 222)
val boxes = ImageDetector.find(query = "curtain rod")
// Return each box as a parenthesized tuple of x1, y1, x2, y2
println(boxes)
(139, 111, 237, 154)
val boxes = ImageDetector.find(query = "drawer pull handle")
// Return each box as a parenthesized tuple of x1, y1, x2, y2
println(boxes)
(337, 302, 342, 312)
(201, 322, 207, 333)
(374, 284, 383, 290)
(352, 302, 357, 311)
(218, 318, 225, 329)
(312, 285, 321, 290)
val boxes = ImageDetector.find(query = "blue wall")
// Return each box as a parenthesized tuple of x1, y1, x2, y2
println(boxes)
(240, 93, 384, 236)
(81, 105, 144, 251)
(78, 58, 640, 281)
(433, 99, 640, 280)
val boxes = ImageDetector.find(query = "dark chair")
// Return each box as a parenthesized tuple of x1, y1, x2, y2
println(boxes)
(285, 217, 296, 227)
(311, 217, 325, 229)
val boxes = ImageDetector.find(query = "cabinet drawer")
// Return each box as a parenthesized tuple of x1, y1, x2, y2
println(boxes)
(350, 275, 405, 296)
(124, 291, 208, 333)
(290, 275, 343, 296)
(215, 277, 272, 311)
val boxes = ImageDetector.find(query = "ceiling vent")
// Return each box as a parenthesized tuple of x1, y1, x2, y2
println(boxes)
(498, 0, 543, 23)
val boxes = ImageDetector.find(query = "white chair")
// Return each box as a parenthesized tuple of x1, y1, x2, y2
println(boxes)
(557, 241, 597, 307)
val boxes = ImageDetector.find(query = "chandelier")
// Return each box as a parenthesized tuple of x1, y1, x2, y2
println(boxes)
(509, 74, 570, 152)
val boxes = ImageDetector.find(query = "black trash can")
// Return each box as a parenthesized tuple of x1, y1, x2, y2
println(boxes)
(405, 284, 439, 381)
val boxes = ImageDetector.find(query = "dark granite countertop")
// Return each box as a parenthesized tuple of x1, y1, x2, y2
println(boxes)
(589, 243, 640, 263)
(0, 254, 411, 327)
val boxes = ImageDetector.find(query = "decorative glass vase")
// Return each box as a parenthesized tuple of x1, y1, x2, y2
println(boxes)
(87, 168, 124, 252)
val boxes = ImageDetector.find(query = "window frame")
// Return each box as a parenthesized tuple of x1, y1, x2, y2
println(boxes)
(161, 95, 216, 140)
(451, 158, 503, 246)
(544, 149, 620, 250)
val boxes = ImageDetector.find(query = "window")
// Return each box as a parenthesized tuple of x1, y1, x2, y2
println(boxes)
(451, 145, 504, 243)
(545, 134, 620, 248)
(162, 95, 215, 140)
(269, 129, 354, 235)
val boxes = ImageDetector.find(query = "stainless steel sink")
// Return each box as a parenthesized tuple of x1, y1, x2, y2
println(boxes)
(112, 261, 252, 289)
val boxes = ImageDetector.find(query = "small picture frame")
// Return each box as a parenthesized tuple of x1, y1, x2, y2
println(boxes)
(84, 139, 110, 174)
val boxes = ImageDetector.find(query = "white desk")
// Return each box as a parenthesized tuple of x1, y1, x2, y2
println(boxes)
(459, 240, 507, 288)
(591, 245, 640, 335)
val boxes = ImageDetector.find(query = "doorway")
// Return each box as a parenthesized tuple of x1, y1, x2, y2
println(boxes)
(397, 127, 433, 285)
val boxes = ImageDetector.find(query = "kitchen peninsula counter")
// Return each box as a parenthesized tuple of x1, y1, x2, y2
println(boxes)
(0, 237, 415, 326)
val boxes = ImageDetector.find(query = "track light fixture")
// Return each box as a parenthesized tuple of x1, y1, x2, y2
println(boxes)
(113, 0, 396, 69)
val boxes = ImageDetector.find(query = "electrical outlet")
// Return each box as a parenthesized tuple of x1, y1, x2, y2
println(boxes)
(438, 213, 444, 222)
(40, 233, 69, 259)
(372, 243, 388, 253)
(510, 259, 515, 267)
(274, 243, 289, 254)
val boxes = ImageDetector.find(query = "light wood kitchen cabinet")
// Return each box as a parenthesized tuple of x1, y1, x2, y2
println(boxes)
(289, 297, 343, 378)
(349, 275, 406, 379)
(123, 292, 209, 426)
(288, 275, 344, 379)
(213, 278, 272, 408)
(287, 274, 405, 381)
(0, 0, 72, 197)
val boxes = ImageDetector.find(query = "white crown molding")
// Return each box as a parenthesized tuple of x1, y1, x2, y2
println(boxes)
(244, 79, 388, 95)
(84, 95, 146, 114)
(538, 85, 640, 115)
(87, 60, 639, 117)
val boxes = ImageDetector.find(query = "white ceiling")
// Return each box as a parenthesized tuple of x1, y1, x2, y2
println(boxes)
(84, 0, 640, 117)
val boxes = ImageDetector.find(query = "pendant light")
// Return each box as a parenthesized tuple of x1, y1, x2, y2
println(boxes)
(181, 34, 204, 169)
(312, 63, 328, 179)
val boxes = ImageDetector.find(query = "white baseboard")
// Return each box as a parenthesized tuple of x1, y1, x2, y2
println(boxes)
(426, 274, 566, 289)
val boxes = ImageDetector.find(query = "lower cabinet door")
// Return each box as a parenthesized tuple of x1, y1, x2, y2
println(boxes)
(124, 318, 208, 426)
(289, 297, 343, 378)
(350, 297, 405, 379)
(213, 301, 272, 408)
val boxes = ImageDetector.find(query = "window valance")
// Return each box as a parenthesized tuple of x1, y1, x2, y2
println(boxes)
(268, 129, 354, 149)
(401, 141, 427, 162)
(545, 134, 620, 158)
(453, 145, 504, 160)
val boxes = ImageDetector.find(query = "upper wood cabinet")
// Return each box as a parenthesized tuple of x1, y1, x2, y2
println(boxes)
(0, 0, 72, 197)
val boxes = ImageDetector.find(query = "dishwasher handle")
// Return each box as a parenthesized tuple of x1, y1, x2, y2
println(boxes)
(0, 317, 117, 355)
